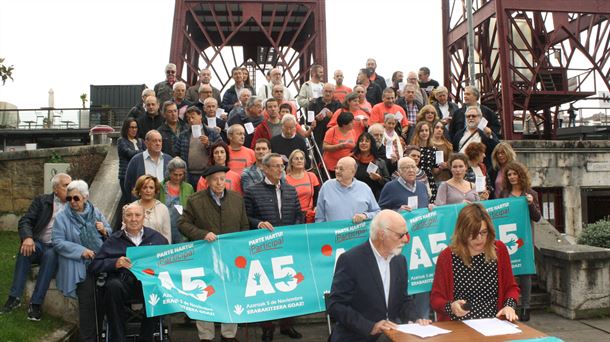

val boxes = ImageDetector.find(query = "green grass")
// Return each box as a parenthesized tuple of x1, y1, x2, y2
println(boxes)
(0, 232, 66, 342)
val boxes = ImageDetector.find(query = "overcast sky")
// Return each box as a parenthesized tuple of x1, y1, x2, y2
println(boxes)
(0, 0, 444, 109)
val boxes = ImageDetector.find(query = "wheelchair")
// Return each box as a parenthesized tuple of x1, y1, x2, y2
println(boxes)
(94, 273, 170, 342)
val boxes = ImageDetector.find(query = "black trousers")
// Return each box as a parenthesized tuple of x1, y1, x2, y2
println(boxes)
(76, 273, 103, 342)
(104, 272, 158, 342)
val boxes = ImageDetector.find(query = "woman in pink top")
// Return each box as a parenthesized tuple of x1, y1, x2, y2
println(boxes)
(286, 149, 320, 215)
(328, 92, 370, 138)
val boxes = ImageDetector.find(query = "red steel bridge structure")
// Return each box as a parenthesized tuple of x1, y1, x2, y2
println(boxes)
(442, 0, 610, 139)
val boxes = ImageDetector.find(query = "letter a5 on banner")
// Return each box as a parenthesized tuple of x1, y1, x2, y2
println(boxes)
(127, 197, 535, 323)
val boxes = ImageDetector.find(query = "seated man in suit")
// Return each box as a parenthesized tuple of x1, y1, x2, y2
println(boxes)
(328, 209, 430, 341)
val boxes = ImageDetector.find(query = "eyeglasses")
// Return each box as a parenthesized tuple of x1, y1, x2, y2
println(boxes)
(66, 196, 81, 202)
(472, 230, 489, 239)
(385, 227, 410, 242)
(268, 164, 285, 170)
(399, 165, 417, 171)
(466, 114, 480, 119)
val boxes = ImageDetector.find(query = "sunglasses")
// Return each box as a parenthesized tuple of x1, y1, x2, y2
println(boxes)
(66, 195, 81, 202)
(385, 227, 410, 243)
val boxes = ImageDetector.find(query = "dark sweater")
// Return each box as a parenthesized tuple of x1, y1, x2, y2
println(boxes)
(244, 181, 303, 229)
(378, 179, 430, 210)
(270, 134, 311, 169)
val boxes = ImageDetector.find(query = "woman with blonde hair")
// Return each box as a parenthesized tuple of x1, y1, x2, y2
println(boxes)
(132, 175, 171, 242)
(416, 104, 440, 125)
(286, 149, 320, 221)
(431, 203, 520, 321)
(410, 121, 439, 201)
(491, 142, 517, 198)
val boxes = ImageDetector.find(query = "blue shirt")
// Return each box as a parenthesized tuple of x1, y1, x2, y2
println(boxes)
(315, 179, 380, 222)
(378, 179, 430, 211)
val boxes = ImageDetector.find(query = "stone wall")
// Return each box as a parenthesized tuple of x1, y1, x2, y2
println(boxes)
(512, 140, 610, 238)
(0, 145, 109, 231)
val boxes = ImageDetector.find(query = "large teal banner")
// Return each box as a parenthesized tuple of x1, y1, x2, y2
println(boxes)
(127, 197, 535, 322)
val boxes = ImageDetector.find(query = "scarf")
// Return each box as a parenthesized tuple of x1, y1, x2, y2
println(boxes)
(69, 201, 104, 254)
(383, 130, 403, 158)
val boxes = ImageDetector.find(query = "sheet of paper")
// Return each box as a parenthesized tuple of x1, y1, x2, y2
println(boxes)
(475, 176, 486, 192)
(355, 115, 366, 121)
(174, 204, 183, 215)
(463, 318, 522, 337)
(207, 117, 217, 128)
(435, 150, 444, 164)
(244, 122, 255, 134)
(478, 117, 489, 130)
(398, 81, 406, 92)
(385, 144, 394, 159)
(215, 108, 225, 118)
(366, 162, 379, 174)
(191, 124, 202, 138)
(395, 112, 403, 122)
(307, 110, 315, 123)
(408, 196, 418, 209)
(396, 323, 452, 338)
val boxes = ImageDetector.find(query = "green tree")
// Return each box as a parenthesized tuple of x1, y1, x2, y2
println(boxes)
(0, 57, 14, 85)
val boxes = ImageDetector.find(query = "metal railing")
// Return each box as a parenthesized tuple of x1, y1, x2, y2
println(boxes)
(0, 106, 134, 130)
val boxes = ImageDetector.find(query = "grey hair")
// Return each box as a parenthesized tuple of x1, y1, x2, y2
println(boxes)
(167, 157, 187, 173)
(465, 85, 480, 100)
(198, 83, 212, 93)
(123, 202, 145, 217)
(165, 63, 177, 71)
(172, 81, 186, 90)
(280, 114, 296, 125)
(435, 86, 448, 94)
(145, 129, 161, 141)
(203, 97, 218, 106)
(246, 96, 262, 109)
(51, 173, 71, 190)
(238, 88, 252, 97)
(141, 88, 155, 97)
(262, 153, 282, 167)
(466, 106, 482, 116)
(368, 123, 384, 134)
(384, 113, 397, 122)
(67, 180, 89, 198)
(227, 124, 244, 136)
(370, 211, 390, 241)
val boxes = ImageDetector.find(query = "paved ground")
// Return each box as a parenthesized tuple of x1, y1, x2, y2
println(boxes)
(168, 310, 610, 342)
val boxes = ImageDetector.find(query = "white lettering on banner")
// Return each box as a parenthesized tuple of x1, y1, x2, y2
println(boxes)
(333, 248, 346, 272)
(245, 260, 275, 297)
(272, 256, 297, 292)
(158, 267, 211, 302)
(498, 223, 519, 255)
(409, 233, 449, 270)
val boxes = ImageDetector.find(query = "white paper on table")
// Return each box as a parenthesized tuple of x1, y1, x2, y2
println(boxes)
(244, 122, 255, 134)
(435, 150, 444, 164)
(475, 176, 486, 192)
(307, 110, 315, 122)
(174, 204, 183, 215)
(191, 124, 202, 138)
(396, 323, 452, 338)
(408, 196, 418, 209)
(463, 318, 521, 337)
(395, 112, 403, 122)
(207, 117, 217, 128)
(385, 144, 394, 159)
(478, 117, 489, 130)
(366, 162, 379, 174)
(215, 108, 225, 118)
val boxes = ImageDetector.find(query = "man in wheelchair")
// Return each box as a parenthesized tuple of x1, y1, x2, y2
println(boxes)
(91, 203, 168, 341)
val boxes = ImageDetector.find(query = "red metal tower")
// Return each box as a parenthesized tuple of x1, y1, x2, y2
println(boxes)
(443, 0, 610, 139)
(169, 0, 327, 94)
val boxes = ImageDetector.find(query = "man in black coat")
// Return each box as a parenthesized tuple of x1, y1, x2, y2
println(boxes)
(449, 85, 502, 140)
(243, 153, 303, 341)
(270, 115, 311, 169)
(328, 210, 430, 342)
(452, 106, 500, 171)
(0, 173, 71, 321)
(308, 83, 341, 151)
(90, 203, 168, 342)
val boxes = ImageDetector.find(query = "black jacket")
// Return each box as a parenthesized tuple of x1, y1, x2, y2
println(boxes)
(308, 97, 342, 150)
(433, 101, 460, 120)
(18, 193, 54, 241)
(90, 227, 168, 275)
(449, 104, 502, 140)
(452, 127, 499, 171)
(365, 82, 383, 105)
(244, 181, 303, 229)
(136, 113, 164, 139)
(328, 241, 417, 342)
(117, 137, 145, 179)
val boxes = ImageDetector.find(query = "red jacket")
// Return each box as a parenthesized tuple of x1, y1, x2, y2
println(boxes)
(250, 120, 272, 149)
(430, 240, 520, 321)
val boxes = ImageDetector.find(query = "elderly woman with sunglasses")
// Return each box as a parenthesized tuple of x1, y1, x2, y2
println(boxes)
(53, 180, 111, 342)
(431, 203, 520, 322)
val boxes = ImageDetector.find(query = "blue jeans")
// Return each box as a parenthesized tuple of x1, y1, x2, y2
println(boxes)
(9, 240, 58, 305)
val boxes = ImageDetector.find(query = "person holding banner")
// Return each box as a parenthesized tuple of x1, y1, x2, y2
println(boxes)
(243, 153, 304, 341)
(315, 156, 380, 223)
(328, 209, 430, 341)
(499, 161, 541, 322)
(90, 203, 168, 342)
(435, 153, 480, 206)
(430, 203, 520, 322)
(179, 165, 248, 342)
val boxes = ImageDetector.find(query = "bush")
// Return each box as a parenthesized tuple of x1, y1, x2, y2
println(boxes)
(67, 153, 105, 185)
(579, 218, 610, 249)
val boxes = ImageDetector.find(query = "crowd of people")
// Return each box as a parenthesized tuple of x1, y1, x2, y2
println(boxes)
(1, 59, 542, 342)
